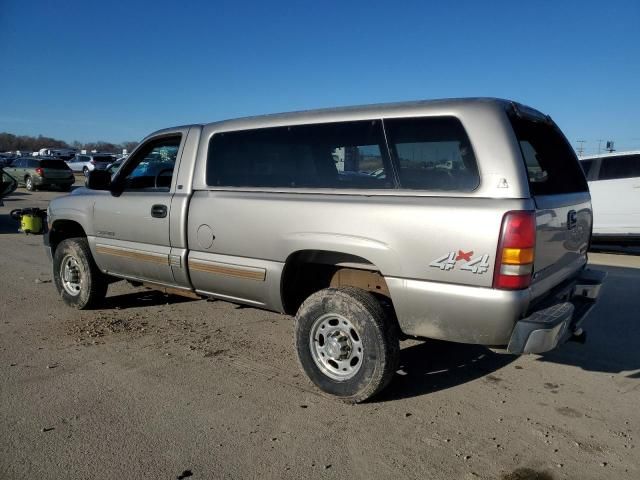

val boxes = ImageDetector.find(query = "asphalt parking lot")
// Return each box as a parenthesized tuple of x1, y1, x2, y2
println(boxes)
(1, 184, 639, 480)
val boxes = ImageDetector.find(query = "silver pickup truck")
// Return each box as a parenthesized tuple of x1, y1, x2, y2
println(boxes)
(45, 98, 605, 402)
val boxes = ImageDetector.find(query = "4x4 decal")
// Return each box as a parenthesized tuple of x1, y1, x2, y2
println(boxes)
(429, 250, 491, 274)
(430, 252, 457, 271)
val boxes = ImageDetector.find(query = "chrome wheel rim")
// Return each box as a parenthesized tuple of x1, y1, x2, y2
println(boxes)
(61, 254, 82, 296)
(309, 313, 363, 380)
(26, 178, 32, 189)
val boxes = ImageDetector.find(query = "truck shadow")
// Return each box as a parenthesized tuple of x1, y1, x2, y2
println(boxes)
(536, 263, 640, 377)
(102, 290, 196, 310)
(378, 340, 515, 402)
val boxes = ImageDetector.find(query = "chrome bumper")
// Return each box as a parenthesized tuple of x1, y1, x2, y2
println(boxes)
(506, 269, 606, 354)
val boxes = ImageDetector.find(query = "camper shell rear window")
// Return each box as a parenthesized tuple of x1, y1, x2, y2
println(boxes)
(508, 108, 588, 195)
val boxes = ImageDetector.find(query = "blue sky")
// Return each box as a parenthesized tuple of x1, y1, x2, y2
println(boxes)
(1, 0, 638, 155)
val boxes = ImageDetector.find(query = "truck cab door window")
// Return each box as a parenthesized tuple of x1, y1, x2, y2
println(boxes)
(119, 136, 181, 191)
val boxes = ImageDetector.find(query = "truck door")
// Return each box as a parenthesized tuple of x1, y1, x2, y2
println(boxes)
(91, 129, 188, 285)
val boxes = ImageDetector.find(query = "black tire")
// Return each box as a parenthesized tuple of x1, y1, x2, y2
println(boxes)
(25, 176, 35, 191)
(53, 238, 108, 309)
(83, 167, 89, 177)
(295, 287, 399, 403)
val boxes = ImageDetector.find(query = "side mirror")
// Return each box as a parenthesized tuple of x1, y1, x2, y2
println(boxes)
(85, 170, 112, 190)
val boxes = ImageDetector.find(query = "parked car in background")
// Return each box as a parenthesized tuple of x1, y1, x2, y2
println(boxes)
(38, 148, 77, 160)
(580, 151, 640, 242)
(5, 157, 75, 191)
(0, 168, 18, 206)
(66, 153, 118, 176)
(0, 154, 17, 167)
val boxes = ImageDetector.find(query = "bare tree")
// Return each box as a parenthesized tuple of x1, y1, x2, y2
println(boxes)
(1, 132, 140, 155)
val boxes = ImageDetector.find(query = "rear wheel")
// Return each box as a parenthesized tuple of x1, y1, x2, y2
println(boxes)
(53, 238, 108, 309)
(83, 167, 89, 177)
(295, 287, 399, 403)
(25, 176, 35, 191)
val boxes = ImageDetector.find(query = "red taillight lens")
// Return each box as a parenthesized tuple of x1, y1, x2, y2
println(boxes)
(35, 167, 44, 176)
(493, 211, 536, 290)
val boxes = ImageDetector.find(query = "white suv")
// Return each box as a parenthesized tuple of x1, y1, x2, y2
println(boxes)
(67, 154, 117, 176)
(580, 151, 640, 241)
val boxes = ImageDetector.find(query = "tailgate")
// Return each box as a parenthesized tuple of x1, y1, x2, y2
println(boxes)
(533, 193, 591, 285)
(39, 160, 73, 179)
(42, 167, 73, 178)
(507, 104, 591, 295)
(93, 156, 116, 169)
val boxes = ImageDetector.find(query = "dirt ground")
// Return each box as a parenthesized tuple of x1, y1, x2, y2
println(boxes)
(1, 185, 639, 480)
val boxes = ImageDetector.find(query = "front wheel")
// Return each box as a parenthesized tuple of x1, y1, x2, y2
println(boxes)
(295, 287, 399, 403)
(53, 238, 108, 309)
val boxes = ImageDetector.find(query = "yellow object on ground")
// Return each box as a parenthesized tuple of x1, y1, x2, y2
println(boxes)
(20, 213, 43, 234)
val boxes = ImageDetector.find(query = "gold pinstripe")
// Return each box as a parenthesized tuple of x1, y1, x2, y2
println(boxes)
(189, 260, 266, 281)
(95, 245, 170, 265)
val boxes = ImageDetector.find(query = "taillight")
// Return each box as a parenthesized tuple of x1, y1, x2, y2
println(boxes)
(493, 211, 536, 290)
(35, 167, 44, 176)
(90, 159, 96, 165)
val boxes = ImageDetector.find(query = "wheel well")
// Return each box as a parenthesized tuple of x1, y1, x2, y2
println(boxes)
(280, 250, 392, 316)
(49, 220, 87, 254)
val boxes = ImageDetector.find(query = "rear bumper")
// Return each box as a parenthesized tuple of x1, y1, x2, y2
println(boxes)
(385, 277, 531, 345)
(33, 176, 75, 186)
(386, 267, 605, 348)
(506, 269, 606, 354)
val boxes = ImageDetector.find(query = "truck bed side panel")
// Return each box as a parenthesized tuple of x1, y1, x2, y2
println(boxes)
(186, 191, 531, 312)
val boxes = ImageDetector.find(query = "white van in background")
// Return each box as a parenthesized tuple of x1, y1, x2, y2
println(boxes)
(580, 151, 640, 241)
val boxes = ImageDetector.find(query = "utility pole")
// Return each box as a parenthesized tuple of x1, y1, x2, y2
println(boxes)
(576, 140, 586, 157)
